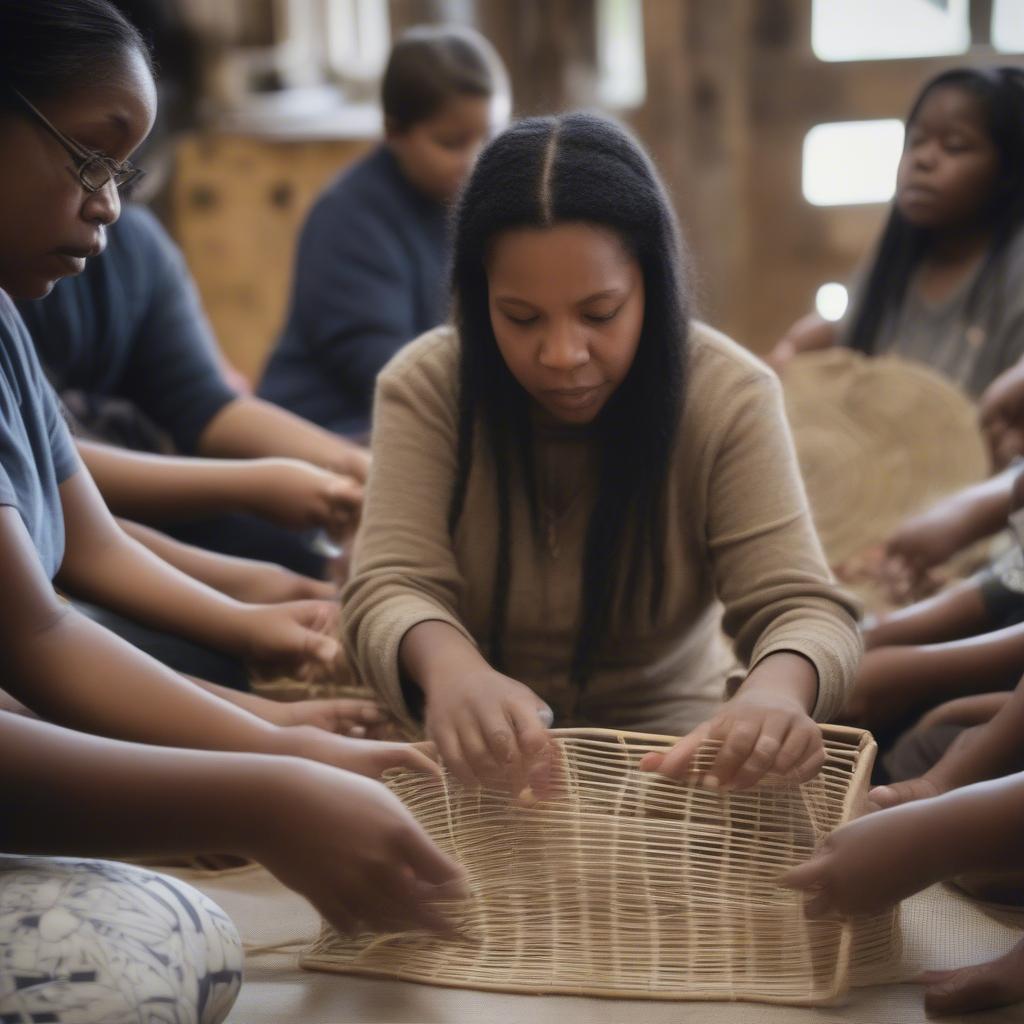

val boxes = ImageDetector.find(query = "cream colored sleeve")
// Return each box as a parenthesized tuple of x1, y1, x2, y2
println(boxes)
(340, 336, 476, 723)
(702, 369, 862, 721)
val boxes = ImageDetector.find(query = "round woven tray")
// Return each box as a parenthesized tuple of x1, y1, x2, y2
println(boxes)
(782, 349, 990, 569)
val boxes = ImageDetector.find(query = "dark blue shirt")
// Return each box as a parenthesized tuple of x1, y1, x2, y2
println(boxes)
(0, 292, 79, 579)
(257, 145, 450, 436)
(17, 205, 237, 455)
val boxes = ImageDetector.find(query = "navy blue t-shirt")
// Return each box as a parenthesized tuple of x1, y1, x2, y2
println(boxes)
(17, 205, 237, 455)
(0, 292, 79, 579)
(257, 145, 450, 437)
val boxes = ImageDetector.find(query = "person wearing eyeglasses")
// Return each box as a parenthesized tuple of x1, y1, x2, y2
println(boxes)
(0, 7, 466, 1021)
(12, 86, 385, 690)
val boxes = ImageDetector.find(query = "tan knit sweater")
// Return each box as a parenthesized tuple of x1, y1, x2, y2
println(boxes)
(343, 322, 861, 735)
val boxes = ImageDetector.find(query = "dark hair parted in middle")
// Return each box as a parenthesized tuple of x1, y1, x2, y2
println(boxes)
(382, 24, 507, 133)
(448, 111, 690, 684)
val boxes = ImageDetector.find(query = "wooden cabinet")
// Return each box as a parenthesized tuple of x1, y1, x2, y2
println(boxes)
(170, 132, 373, 382)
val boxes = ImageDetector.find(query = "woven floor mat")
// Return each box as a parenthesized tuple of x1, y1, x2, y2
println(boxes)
(300, 726, 897, 1006)
(166, 863, 1022, 1023)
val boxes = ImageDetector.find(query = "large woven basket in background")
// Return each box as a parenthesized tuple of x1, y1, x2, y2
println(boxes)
(302, 725, 898, 1006)
(782, 349, 990, 568)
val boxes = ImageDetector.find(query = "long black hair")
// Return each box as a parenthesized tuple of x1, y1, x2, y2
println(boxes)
(847, 66, 1024, 355)
(0, 0, 151, 107)
(448, 111, 690, 685)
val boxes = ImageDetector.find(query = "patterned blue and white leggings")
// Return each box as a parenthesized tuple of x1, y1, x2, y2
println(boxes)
(0, 856, 242, 1024)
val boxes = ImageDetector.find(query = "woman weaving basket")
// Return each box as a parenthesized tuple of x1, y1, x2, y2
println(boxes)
(342, 112, 861, 794)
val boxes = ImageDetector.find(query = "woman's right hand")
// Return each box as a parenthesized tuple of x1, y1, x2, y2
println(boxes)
(423, 669, 554, 792)
(253, 759, 468, 937)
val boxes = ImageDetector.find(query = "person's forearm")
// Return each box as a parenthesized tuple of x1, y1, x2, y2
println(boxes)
(938, 684, 1024, 785)
(58, 522, 251, 657)
(183, 672, 280, 719)
(198, 397, 369, 479)
(1, 712, 286, 859)
(943, 468, 1017, 548)
(736, 651, 819, 711)
(2, 604, 284, 754)
(863, 579, 989, 650)
(399, 620, 489, 698)
(117, 518, 299, 602)
(923, 773, 1024, 878)
(846, 625, 1024, 733)
(78, 439, 262, 522)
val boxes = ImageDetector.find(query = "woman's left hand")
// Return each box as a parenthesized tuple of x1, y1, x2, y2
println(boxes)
(236, 600, 342, 683)
(638, 691, 824, 790)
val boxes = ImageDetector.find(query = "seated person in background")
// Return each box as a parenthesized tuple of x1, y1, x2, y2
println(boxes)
(784, 674, 1024, 1018)
(257, 25, 508, 437)
(17, 202, 370, 578)
(767, 67, 1024, 399)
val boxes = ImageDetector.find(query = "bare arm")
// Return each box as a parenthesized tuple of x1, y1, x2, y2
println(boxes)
(1, 709, 277, 857)
(0, 712, 465, 938)
(842, 620, 1024, 737)
(198, 396, 370, 482)
(882, 467, 1018, 591)
(78, 439, 361, 537)
(56, 472, 339, 682)
(2, 503, 287, 749)
(118, 518, 336, 603)
(870, 679, 1024, 810)
(862, 577, 990, 650)
(764, 314, 839, 371)
(1, 500, 442, 788)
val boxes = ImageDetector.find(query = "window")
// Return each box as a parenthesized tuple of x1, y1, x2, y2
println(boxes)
(993, 0, 1024, 52)
(596, 0, 646, 109)
(811, 0, 969, 62)
(816, 283, 849, 322)
(802, 119, 904, 206)
(326, 0, 391, 83)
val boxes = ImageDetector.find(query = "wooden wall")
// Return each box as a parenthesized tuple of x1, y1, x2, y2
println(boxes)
(171, 134, 372, 381)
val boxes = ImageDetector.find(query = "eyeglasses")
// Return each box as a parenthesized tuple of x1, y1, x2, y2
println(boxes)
(12, 88, 145, 194)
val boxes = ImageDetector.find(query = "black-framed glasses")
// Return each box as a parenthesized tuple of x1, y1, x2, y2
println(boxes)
(12, 88, 145, 193)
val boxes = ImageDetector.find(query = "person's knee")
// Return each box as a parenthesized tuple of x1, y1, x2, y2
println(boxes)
(0, 857, 243, 1024)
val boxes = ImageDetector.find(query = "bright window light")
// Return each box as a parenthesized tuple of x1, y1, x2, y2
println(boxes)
(993, 0, 1024, 52)
(812, 0, 969, 62)
(803, 120, 905, 206)
(816, 283, 849, 322)
(326, 0, 391, 81)
(597, 0, 646, 108)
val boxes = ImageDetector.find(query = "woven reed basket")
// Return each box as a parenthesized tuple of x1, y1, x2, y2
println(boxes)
(782, 348, 989, 568)
(301, 725, 899, 1006)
